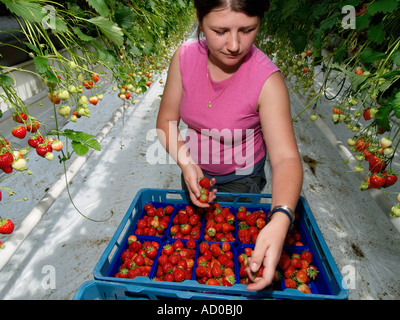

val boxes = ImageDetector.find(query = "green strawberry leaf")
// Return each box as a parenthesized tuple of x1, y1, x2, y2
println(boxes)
(114, 6, 137, 29)
(87, 0, 110, 17)
(89, 16, 124, 47)
(4, 1, 44, 23)
(368, 0, 399, 15)
(360, 48, 386, 63)
(367, 22, 385, 44)
(71, 141, 90, 156)
(72, 27, 94, 42)
(33, 56, 50, 75)
(0, 75, 13, 87)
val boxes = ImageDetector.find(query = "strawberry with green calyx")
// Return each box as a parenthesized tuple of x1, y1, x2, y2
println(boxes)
(0, 218, 15, 234)
(369, 156, 386, 173)
(380, 137, 392, 149)
(12, 126, 27, 139)
(199, 192, 209, 203)
(0, 241, 4, 249)
(0, 151, 14, 174)
(12, 112, 28, 123)
(199, 177, 211, 189)
(383, 171, 398, 188)
(89, 96, 98, 106)
(306, 265, 319, 280)
(370, 173, 386, 189)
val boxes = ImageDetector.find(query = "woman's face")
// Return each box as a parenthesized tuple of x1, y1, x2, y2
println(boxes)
(200, 7, 260, 71)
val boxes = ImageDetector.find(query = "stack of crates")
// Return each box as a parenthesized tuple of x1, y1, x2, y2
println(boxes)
(73, 189, 349, 300)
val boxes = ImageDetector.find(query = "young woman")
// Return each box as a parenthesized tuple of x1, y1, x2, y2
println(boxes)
(156, 0, 303, 291)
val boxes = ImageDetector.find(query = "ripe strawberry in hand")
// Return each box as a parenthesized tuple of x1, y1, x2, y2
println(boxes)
(199, 177, 211, 189)
(0, 218, 14, 234)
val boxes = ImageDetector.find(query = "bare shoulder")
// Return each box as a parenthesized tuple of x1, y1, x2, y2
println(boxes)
(257, 72, 289, 112)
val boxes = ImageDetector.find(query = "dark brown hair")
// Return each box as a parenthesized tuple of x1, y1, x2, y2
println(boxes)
(194, 0, 270, 39)
(194, 0, 270, 22)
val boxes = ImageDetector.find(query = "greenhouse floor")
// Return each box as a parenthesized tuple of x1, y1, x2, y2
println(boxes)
(1, 36, 400, 300)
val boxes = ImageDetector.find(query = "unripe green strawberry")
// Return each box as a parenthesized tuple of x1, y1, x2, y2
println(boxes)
(78, 95, 88, 106)
(45, 152, 54, 161)
(58, 90, 69, 101)
(12, 158, 27, 171)
(58, 105, 71, 118)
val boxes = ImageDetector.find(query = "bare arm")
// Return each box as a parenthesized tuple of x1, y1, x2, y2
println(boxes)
(247, 72, 303, 290)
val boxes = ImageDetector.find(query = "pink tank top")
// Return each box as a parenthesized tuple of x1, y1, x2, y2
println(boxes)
(179, 39, 280, 176)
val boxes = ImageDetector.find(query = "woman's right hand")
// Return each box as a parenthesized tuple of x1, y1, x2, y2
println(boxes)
(181, 163, 217, 207)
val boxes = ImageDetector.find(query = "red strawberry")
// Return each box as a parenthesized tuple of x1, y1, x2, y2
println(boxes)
(307, 265, 319, 280)
(363, 108, 371, 121)
(238, 228, 250, 243)
(26, 121, 40, 133)
(383, 172, 398, 188)
(300, 250, 313, 264)
(12, 112, 28, 123)
(36, 144, 51, 158)
(199, 177, 211, 189)
(284, 278, 297, 289)
(290, 257, 302, 269)
(0, 152, 14, 169)
(369, 156, 386, 173)
(186, 237, 196, 249)
(11, 126, 26, 139)
(295, 269, 310, 284)
(297, 283, 311, 294)
(211, 263, 222, 277)
(245, 212, 258, 226)
(370, 173, 386, 189)
(199, 193, 209, 203)
(0, 218, 14, 234)
(91, 73, 99, 82)
(89, 96, 98, 105)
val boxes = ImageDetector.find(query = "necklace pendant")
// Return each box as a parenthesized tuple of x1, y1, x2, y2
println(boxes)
(207, 102, 212, 108)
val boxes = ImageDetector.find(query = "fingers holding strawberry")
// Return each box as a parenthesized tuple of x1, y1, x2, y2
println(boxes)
(181, 164, 216, 207)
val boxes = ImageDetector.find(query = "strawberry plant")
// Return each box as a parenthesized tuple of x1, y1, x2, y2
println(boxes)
(256, 0, 400, 217)
(0, 0, 195, 225)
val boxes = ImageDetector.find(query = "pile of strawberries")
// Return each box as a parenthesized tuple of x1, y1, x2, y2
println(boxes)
(237, 206, 268, 243)
(278, 249, 319, 294)
(154, 238, 196, 282)
(195, 241, 236, 286)
(204, 203, 236, 242)
(169, 205, 203, 240)
(115, 235, 159, 279)
(134, 203, 174, 237)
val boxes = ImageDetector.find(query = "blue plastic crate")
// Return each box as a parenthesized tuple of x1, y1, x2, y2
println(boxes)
(92, 188, 348, 300)
(73, 280, 252, 300)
